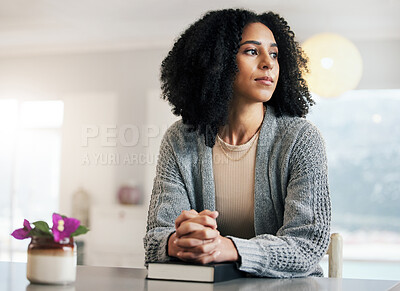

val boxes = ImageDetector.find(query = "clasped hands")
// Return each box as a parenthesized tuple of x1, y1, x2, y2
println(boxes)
(168, 209, 239, 264)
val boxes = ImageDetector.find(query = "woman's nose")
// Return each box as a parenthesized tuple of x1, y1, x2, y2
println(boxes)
(259, 55, 273, 70)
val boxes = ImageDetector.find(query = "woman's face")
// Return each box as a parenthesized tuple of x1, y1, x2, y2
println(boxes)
(233, 22, 279, 104)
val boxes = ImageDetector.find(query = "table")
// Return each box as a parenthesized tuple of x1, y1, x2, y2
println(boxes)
(1, 262, 399, 291)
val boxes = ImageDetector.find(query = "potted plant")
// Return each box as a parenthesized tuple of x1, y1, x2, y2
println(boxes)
(11, 213, 89, 285)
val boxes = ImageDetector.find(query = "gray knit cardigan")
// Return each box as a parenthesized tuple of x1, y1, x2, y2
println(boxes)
(144, 106, 331, 278)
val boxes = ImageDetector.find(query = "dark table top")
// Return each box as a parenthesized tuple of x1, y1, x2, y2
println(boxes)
(2, 262, 399, 291)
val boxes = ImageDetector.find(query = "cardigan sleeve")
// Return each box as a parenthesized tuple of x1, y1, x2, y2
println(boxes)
(228, 123, 331, 277)
(143, 130, 191, 265)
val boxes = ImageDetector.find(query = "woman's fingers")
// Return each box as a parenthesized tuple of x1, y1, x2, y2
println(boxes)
(175, 209, 218, 229)
(175, 222, 204, 237)
(174, 235, 239, 264)
(168, 232, 186, 258)
(177, 250, 221, 264)
(175, 209, 198, 229)
(176, 223, 219, 239)
(175, 237, 214, 248)
(175, 212, 218, 236)
(198, 210, 219, 219)
(176, 237, 221, 254)
(184, 215, 217, 229)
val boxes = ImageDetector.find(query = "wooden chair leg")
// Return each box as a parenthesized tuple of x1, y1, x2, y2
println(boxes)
(328, 233, 343, 278)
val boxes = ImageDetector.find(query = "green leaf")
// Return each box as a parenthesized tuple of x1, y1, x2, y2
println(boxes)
(32, 221, 52, 235)
(71, 225, 89, 237)
(29, 228, 53, 238)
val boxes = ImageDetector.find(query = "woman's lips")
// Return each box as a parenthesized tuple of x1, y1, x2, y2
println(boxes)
(255, 77, 273, 86)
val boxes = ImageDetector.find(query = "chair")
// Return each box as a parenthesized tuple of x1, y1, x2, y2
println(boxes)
(327, 233, 343, 278)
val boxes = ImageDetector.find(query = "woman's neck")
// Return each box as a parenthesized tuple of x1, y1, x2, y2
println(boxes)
(218, 103, 265, 145)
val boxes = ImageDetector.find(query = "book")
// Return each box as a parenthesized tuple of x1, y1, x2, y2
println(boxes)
(147, 261, 245, 283)
(146, 278, 215, 291)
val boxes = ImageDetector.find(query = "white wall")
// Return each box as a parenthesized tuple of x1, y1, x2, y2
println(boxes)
(60, 92, 118, 213)
(356, 39, 400, 89)
(0, 47, 170, 216)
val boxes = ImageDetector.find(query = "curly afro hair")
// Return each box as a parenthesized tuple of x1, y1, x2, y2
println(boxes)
(160, 9, 313, 147)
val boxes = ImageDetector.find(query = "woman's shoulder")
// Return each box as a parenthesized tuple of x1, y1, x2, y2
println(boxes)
(164, 119, 186, 136)
(264, 105, 319, 136)
(275, 113, 325, 146)
(278, 114, 319, 133)
(162, 119, 200, 148)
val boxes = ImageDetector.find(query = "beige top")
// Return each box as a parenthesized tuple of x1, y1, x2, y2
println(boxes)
(212, 132, 258, 239)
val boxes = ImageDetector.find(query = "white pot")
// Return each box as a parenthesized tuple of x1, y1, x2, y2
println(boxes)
(27, 237, 77, 285)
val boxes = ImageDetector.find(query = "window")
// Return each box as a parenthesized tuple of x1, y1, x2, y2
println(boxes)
(308, 89, 400, 279)
(0, 100, 64, 262)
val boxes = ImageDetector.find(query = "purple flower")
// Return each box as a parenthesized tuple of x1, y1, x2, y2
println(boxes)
(51, 213, 80, 242)
(11, 219, 32, 240)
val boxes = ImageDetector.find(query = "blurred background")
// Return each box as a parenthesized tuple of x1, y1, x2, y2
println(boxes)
(0, 0, 399, 280)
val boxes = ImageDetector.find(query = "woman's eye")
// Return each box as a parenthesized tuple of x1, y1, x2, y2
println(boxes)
(270, 52, 278, 59)
(244, 49, 258, 56)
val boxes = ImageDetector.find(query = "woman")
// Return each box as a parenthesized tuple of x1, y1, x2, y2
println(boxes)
(144, 9, 331, 278)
